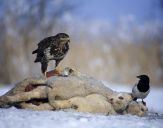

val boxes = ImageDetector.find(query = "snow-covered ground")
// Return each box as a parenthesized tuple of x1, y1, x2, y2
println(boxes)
(0, 83, 163, 128)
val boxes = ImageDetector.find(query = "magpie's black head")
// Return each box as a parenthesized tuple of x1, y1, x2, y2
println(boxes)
(137, 75, 150, 83)
(136, 75, 150, 92)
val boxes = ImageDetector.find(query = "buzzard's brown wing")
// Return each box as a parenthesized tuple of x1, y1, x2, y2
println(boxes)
(37, 36, 55, 49)
(32, 36, 57, 62)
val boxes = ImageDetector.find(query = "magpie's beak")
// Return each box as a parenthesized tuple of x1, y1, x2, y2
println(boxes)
(137, 75, 141, 78)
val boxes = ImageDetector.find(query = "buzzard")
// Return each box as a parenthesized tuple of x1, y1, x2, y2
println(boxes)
(32, 33, 70, 77)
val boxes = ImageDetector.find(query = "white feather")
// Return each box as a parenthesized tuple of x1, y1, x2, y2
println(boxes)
(132, 83, 150, 99)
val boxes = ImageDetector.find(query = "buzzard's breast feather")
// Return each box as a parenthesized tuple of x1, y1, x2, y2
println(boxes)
(33, 37, 54, 62)
(44, 47, 55, 60)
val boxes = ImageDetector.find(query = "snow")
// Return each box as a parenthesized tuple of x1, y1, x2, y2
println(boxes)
(0, 84, 163, 128)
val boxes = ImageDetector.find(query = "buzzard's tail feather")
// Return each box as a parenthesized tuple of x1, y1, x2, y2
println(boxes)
(32, 49, 38, 54)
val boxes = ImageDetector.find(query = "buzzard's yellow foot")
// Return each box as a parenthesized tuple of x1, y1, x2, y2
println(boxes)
(46, 67, 76, 77)
(40, 71, 47, 79)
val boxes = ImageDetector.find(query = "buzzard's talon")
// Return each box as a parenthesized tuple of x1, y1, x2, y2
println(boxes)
(46, 69, 60, 78)
(53, 69, 60, 75)
(41, 74, 47, 79)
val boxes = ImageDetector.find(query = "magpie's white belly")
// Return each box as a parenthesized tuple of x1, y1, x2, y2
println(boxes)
(132, 85, 150, 99)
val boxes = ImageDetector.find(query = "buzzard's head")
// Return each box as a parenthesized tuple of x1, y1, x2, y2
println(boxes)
(56, 33, 70, 44)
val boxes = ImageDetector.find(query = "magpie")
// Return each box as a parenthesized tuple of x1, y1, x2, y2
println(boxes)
(132, 75, 150, 105)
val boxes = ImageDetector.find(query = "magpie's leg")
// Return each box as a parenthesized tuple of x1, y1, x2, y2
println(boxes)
(133, 97, 137, 101)
(133, 97, 138, 103)
(142, 99, 146, 106)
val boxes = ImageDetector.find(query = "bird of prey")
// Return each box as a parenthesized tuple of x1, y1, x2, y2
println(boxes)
(132, 75, 150, 105)
(32, 33, 70, 77)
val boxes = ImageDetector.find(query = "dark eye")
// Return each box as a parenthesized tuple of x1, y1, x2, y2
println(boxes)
(118, 96, 124, 100)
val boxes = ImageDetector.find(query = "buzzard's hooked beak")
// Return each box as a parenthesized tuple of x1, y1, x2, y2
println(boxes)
(60, 38, 70, 45)
(60, 37, 70, 41)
